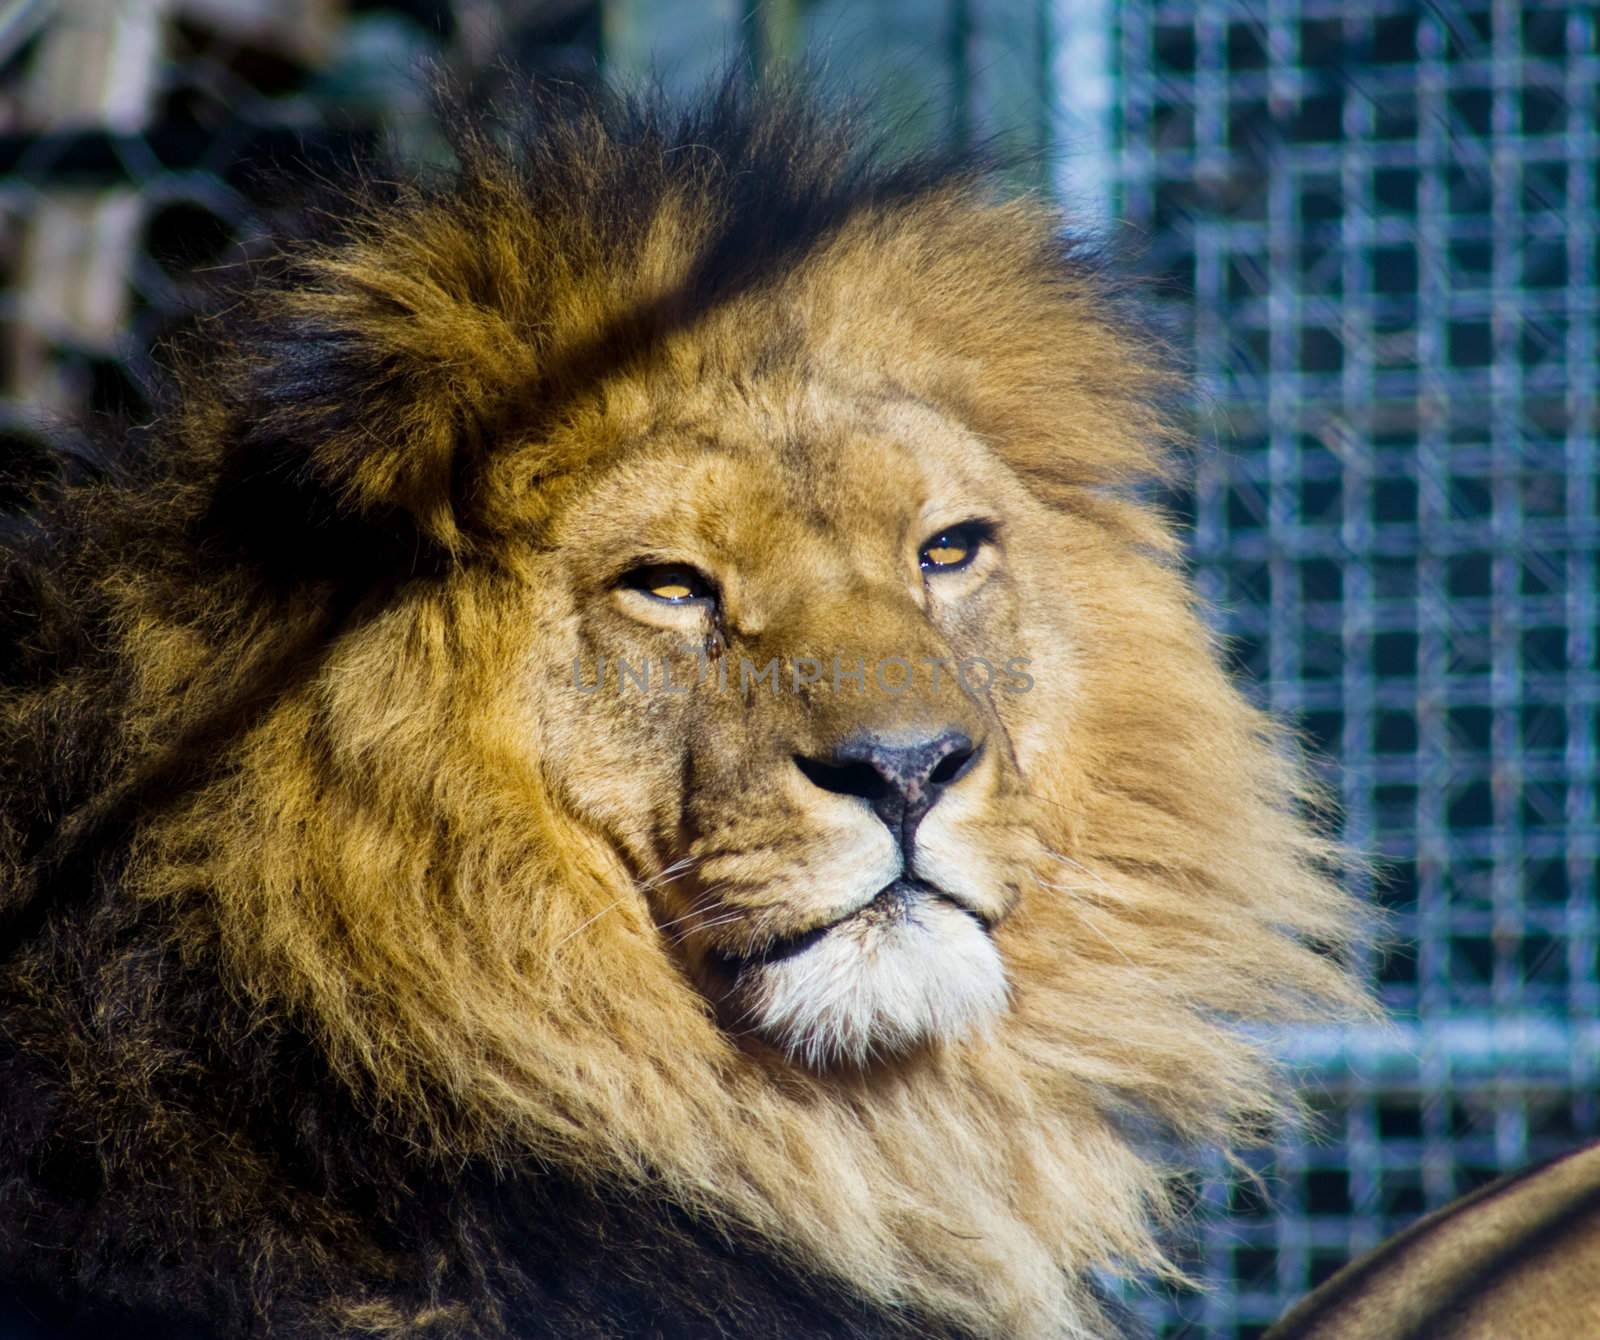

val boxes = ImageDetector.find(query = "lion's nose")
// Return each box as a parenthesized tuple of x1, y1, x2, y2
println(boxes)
(794, 730, 980, 847)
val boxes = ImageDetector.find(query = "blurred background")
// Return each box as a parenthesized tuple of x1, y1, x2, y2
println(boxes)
(1, 1, 1594, 1335)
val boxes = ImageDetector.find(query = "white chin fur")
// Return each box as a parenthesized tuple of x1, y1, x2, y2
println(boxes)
(738, 899, 1008, 1067)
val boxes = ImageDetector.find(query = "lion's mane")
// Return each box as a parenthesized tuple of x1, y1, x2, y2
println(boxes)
(0, 81, 1365, 1339)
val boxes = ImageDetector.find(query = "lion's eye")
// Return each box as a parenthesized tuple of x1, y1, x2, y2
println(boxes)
(624, 564, 714, 604)
(919, 523, 991, 573)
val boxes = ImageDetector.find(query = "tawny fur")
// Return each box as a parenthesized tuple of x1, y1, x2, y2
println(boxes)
(0, 81, 1367, 1339)
(1264, 1141, 1600, 1339)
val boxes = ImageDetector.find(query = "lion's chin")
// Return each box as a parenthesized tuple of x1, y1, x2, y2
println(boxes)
(733, 896, 1009, 1069)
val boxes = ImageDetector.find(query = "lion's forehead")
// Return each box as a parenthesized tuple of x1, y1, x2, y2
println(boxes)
(546, 385, 1011, 572)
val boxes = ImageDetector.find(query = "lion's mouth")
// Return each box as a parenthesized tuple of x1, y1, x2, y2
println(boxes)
(701, 874, 1011, 1067)
(710, 877, 990, 973)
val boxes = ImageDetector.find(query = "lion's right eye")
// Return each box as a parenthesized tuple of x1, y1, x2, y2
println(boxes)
(623, 564, 715, 605)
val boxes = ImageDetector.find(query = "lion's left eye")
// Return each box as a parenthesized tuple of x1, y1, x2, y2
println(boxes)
(919, 523, 991, 573)
(624, 564, 715, 604)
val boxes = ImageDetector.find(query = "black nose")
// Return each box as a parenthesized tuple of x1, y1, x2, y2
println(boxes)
(795, 730, 980, 847)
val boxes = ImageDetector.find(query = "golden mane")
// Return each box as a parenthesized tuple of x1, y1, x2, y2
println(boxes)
(2, 81, 1367, 1339)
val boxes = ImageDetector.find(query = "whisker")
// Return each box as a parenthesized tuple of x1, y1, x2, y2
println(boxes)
(639, 856, 702, 891)
(552, 898, 629, 951)
(1031, 851, 1146, 969)
(652, 886, 737, 936)
(1037, 848, 1132, 902)
(550, 860, 712, 952)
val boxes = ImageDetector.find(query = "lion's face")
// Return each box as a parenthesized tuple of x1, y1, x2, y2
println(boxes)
(521, 383, 1073, 1066)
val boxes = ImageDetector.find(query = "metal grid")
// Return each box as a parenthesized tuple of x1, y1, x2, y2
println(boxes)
(1108, 2, 1600, 1334)
(0, 3, 373, 424)
(0, 2, 602, 426)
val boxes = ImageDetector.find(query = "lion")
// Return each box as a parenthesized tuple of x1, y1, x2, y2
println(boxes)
(0, 81, 1366, 1338)
(1264, 1138, 1600, 1338)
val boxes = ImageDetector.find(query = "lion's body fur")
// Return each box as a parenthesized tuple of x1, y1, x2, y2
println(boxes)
(1264, 1140, 1600, 1339)
(2, 82, 1363, 1338)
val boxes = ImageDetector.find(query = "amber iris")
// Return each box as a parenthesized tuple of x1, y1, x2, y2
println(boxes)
(919, 525, 986, 572)
(627, 564, 713, 603)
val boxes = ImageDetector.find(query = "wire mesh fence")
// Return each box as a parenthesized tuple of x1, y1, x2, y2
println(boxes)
(1109, 2, 1599, 1334)
(1, 3, 1595, 1337)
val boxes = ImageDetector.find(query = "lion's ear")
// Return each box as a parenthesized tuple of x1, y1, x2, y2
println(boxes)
(207, 228, 541, 561)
